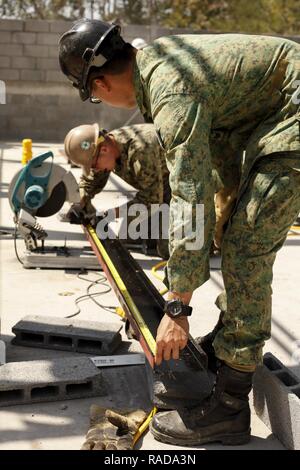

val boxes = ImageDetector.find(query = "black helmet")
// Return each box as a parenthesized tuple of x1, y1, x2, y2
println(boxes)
(59, 19, 125, 102)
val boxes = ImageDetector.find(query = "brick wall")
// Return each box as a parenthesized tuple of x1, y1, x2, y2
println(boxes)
(0, 19, 180, 142)
(0, 19, 299, 142)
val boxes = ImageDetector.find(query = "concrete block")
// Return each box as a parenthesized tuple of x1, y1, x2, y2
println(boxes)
(0, 20, 23, 31)
(49, 20, 72, 33)
(0, 357, 107, 407)
(12, 57, 36, 69)
(0, 57, 10, 68)
(21, 69, 45, 81)
(37, 32, 59, 46)
(46, 70, 66, 82)
(10, 116, 33, 128)
(253, 352, 300, 450)
(0, 69, 20, 80)
(48, 45, 59, 58)
(0, 32, 12, 43)
(31, 94, 59, 106)
(25, 20, 50, 33)
(24, 44, 48, 58)
(12, 32, 36, 44)
(12, 315, 123, 355)
(36, 57, 59, 70)
(0, 44, 21, 56)
(10, 94, 32, 105)
(150, 27, 171, 41)
(124, 24, 150, 37)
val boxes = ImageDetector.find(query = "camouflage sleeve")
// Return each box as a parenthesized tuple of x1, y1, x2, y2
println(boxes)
(128, 148, 163, 210)
(79, 171, 110, 200)
(153, 94, 216, 293)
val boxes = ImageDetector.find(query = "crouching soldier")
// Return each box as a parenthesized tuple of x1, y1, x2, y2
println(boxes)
(64, 123, 170, 258)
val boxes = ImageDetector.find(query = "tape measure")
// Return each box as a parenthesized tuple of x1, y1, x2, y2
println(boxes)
(132, 407, 158, 447)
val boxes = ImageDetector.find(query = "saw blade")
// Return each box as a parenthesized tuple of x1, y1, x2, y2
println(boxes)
(36, 181, 67, 217)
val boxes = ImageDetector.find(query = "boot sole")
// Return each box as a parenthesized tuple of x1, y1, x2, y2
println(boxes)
(150, 423, 251, 447)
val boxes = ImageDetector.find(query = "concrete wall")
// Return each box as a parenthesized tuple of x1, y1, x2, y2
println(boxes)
(0, 19, 193, 142)
(0, 19, 299, 142)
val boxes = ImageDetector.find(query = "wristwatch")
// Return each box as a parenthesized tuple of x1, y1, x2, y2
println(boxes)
(164, 299, 193, 319)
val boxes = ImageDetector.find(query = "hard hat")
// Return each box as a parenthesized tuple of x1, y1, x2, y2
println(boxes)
(59, 19, 126, 102)
(64, 123, 107, 175)
(131, 37, 148, 49)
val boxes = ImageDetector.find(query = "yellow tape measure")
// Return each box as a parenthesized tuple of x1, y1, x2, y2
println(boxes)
(132, 407, 157, 447)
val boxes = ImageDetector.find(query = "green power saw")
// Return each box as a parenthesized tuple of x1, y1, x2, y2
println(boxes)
(8, 151, 80, 251)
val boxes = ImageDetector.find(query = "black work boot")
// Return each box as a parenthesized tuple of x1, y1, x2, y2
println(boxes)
(195, 311, 224, 372)
(150, 363, 253, 446)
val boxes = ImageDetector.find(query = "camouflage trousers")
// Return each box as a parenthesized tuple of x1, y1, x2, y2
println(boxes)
(213, 153, 300, 367)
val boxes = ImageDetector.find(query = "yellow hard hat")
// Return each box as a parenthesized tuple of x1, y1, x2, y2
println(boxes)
(64, 123, 106, 175)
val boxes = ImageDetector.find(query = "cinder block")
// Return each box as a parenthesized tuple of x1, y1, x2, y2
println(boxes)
(150, 27, 171, 41)
(9, 94, 32, 105)
(0, 32, 12, 43)
(125, 25, 150, 37)
(37, 32, 59, 45)
(12, 57, 36, 69)
(12, 32, 36, 44)
(48, 45, 59, 58)
(46, 70, 66, 82)
(31, 94, 59, 106)
(253, 352, 300, 450)
(12, 315, 123, 355)
(10, 116, 33, 128)
(49, 20, 71, 33)
(0, 57, 10, 68)
(0, 44, 21, 56)
(36, 57, 59, 70)
(24, 44, 49, 58)
(0, 69, 20, 80)
(21, 69, 46, 81)
(0, 357, 107, 407)
(0, 20, 23, 31)
(25, 20, 50, 32)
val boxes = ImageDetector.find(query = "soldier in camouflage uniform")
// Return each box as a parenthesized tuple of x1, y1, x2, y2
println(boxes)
(59, 21, 300, 446)
(64, 123, 170, 258)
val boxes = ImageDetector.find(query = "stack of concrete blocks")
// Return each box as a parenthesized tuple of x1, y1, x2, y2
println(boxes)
(1, 19, 299, 142)
(0, 19, 146, 142)
(0, 316, 124, 407)
(0, 19, 194, 143)
(253, 352, 300, 450)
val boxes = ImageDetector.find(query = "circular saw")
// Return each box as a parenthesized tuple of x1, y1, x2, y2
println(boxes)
(8, 151, 80, 249)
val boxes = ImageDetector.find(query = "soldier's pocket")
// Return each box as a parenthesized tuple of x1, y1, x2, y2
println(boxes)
(245, 171, 279, 229)
(155, 127, 166, 151)
(246, 168, 298, 229)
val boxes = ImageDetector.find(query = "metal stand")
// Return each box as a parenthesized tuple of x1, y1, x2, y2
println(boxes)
(22, 245, 101, 270)
(0, 340, 6, 366)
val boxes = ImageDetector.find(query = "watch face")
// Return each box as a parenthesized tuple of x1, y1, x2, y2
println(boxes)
(169, 300, 182, 316)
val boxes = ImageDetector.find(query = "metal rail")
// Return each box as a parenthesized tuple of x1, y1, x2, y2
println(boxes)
(85, 225, 207, 370)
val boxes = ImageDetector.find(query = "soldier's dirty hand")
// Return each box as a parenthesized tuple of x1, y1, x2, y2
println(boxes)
(155, 315, 189, 366)
(81, 406, 147, 450)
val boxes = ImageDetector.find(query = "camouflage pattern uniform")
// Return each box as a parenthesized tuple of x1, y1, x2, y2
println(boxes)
(79, 123, 170, 209)
(79, 123, 170, 256)
(133, 34, 300, 366)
